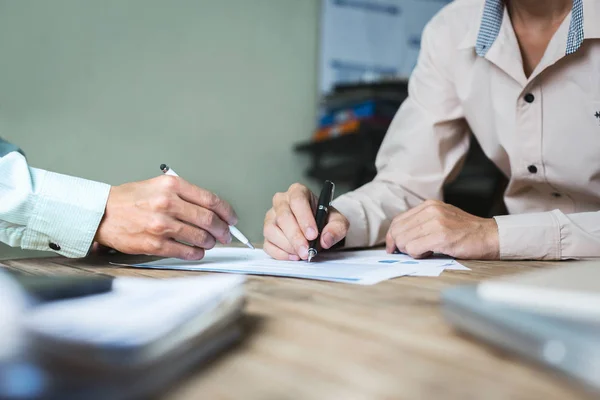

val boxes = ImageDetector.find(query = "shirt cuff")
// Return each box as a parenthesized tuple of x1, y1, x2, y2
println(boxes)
(331, 195, 368, 248)
(22, 170, 111, 258)
(494, 211, 561, 260)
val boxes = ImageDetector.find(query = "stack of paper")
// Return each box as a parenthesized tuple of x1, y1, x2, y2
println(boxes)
(6, 275, 247, 400)
(119, 248, 469, 285)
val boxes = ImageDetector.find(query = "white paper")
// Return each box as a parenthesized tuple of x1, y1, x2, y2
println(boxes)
(118, 248, 468, 285)
(24, 275, 245, 347)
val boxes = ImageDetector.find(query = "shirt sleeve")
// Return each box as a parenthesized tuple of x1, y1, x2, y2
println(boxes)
(332, 17, 471, 248)
(0, 138, 111, 258)
(494, 211, 600, 260)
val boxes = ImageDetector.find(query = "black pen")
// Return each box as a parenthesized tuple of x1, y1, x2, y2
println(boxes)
(307, 180, 335, 263)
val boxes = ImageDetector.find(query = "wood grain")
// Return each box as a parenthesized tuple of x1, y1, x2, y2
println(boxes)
(1, 253, 594, 400)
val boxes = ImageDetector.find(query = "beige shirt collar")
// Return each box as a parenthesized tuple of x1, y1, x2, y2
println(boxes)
(457, 0, 600, 86)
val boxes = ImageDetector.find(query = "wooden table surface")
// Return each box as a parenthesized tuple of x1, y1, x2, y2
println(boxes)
(0, 253, 594, 400)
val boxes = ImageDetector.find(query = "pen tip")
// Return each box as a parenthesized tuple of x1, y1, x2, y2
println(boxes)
(248, 243, 255, 250)
(307, 248, 317, 263)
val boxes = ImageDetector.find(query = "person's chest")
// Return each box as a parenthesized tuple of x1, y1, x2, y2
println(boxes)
(453, 39, 600, 208)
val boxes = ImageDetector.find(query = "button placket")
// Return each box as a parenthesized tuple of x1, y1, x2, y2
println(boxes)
(517, 85, 543, 179)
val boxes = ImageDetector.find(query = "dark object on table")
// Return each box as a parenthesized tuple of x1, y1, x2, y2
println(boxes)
(6, 272, 114, 302)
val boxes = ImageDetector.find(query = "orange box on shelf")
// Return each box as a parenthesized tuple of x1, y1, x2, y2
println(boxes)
(313, 119, 360, 141)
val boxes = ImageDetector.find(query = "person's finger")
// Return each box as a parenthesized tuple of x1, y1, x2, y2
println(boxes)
(386, 201, 446, 252)
(162, 176, 238, 225)
(263, 218, 297, 255)
(146, 215, 217, 250)
(390, 207, 439, 239)
(385, 230, 395, 253)
(170, 221, 217, 250)
(390, 217, 432, 248)
(393, 215, 450, 258)
(403, 233, 436, 259)
(263, 240, 300, 261)
(288, 184, 318, 241)
(175, 200, 232, 244)
(391, 217, 440, 253)
(392, 199, 444, 226)
(273, 200, 309, 260)
(141, 236, 206, 260)
(320, 208, 349, 249)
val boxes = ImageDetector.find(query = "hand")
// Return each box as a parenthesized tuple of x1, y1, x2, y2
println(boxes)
(89, 242, 116, 255)
(385, 200, 499, 260)
(95, 175, 238, 260)
(263, 183, 349, 261)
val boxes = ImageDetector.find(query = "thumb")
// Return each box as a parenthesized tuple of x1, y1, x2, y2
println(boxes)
(320, 208, 349, 249)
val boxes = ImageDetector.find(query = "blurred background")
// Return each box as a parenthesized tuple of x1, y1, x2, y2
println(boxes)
(0, 0, 504, 260)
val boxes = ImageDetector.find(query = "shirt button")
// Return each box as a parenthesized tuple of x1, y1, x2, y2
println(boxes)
(551, 192, 562, 198)
(49, 242, 61, 251)
(528, 165, 538, 173)
(524, 93, 535, 103)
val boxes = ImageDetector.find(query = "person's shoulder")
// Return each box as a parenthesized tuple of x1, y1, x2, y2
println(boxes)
(424, 0, 484, 45)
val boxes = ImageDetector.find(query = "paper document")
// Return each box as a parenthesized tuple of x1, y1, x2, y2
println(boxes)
(24, 275, 246, 349)
(117, 248, 468, 285)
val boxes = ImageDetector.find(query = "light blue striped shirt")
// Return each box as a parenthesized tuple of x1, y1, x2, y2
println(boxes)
(0, 138, 110, 257)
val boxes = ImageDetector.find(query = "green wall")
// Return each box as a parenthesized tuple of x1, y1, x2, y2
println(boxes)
(0, 0, 320, 259)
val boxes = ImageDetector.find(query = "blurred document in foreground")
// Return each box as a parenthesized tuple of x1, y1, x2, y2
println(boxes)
(0, 274, 246, 400)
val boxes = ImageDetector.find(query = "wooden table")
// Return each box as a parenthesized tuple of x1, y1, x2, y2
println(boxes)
(1, 254, 594, 400)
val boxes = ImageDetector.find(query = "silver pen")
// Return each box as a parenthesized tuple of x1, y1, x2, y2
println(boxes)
(159, 164, 255, 250)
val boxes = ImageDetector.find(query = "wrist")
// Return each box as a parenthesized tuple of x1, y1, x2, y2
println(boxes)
(93, 186, 114, 246)
(483, 218, 500, 259)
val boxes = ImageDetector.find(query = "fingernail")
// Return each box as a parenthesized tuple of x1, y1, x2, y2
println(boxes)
(299, 245, 308, 259)
(306, 227, 316, 240)
(288, 254, 300, 261)
(226, 232, 233, 244)
(230, 211, 239, 225)
(322, 232, 334, 249)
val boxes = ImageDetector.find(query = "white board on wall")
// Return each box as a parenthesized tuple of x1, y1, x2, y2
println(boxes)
(319, 0, 451, 94)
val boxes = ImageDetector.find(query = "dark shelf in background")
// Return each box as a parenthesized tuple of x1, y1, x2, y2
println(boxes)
(295, 131, 507, 218)
(295, 127, 386, 155)
(295, 124, 388, 189)
(296, 80, 507, 217)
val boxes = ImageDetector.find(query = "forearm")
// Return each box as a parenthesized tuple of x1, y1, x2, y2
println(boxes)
(0, 151, 110, 257)
(494, 210, 600, 260)
(333, 179, 420, 248)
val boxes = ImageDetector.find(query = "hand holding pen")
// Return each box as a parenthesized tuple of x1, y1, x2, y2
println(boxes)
(307, 180, 335, 262)
(94, 166, 240, 260)
(160, 164, 254, 249)
(263, 181, 349, 262)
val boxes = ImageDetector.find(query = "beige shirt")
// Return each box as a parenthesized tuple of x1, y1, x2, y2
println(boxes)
(333, 0, 600, 260)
